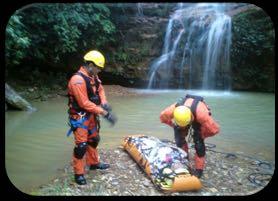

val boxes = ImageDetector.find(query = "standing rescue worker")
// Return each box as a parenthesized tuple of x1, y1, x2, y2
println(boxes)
(67, 50, 117, 185)
(160, 94, 220, 178)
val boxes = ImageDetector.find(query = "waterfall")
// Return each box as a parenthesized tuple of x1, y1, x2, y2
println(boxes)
(137, 3, 144, 17)
(147, 3, 233, 90)
(202, 14, 232, 89)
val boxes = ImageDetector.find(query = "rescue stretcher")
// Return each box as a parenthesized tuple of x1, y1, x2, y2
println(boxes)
(122, 135, 202, 192)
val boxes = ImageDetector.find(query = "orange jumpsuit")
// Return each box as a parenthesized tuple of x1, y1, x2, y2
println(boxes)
(68, 66, 107, 175)
(160, 97, 220, 170)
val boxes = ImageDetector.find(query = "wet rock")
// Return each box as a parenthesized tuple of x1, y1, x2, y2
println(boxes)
(209, 188, 218, 193)
(143, 179, 151, 187)
(111, 179, 119, 186)
(28, 88, 35, 92)
(5, 83, 36, 111)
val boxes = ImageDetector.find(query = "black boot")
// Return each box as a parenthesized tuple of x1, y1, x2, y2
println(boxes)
(74, 174, 87, 185)
(90, 162, 110, 170)
(192, 169, 203, 178)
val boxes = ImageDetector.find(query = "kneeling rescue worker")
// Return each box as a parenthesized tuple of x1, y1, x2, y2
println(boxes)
(160, 94, 220, 178)
(67, 50, 117, 185)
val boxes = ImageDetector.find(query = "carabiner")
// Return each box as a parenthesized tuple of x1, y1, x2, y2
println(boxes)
(77, 112, 86, 119)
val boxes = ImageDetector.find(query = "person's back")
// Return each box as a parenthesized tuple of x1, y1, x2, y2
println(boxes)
(160, 94, 220, 178)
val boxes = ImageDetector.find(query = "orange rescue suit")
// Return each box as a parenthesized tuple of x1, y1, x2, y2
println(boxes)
(160, 96, 220, 170)
(68, 66, 107, 175)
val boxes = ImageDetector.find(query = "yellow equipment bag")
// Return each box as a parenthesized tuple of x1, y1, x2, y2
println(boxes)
(122, 135, 202, 192)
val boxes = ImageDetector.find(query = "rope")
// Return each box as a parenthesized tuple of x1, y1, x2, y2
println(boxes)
(160, 138, 274, 187)
(160, 139, 273, 168)
(247, 173, 273, 187)
(187, 126, 194, 144)
(203, 142, 274, 187)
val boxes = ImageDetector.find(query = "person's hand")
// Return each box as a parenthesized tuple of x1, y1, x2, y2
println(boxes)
(104, 112, 117, 126)
(101, 103, 112, 112)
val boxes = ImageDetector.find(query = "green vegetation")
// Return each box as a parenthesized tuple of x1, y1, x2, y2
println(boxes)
(5, 3, 275, 92)
(5, 3, 116, 73)
(113, 50, 129, 65)
(231, 8, 275, 92)
(5, 14, 31, 66)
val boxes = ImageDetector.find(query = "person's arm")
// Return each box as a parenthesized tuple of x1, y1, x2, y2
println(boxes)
(97, 77, 113, 112)
(160, 103, 176, 127)
(98, 81, 108, 105)
(69, 75, 106, 115)
(92, 76, 116, 125)
(196, 102, 220, 138)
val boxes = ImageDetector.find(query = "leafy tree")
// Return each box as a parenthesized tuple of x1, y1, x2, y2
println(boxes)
(5, 3, 116, 70)
(5, 12, 31, 66)
(231, 8, 275, 91)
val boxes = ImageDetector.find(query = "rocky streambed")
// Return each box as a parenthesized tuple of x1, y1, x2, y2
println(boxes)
(34, 142, 274, 196)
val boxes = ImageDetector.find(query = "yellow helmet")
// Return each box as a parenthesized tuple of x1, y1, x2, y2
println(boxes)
(173, 106, 192, 127)
(84, 50, 105, 68)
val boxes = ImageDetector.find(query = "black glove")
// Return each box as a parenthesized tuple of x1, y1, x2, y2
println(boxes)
(104, 112, 117, 126)
(101, 103, 112, 112)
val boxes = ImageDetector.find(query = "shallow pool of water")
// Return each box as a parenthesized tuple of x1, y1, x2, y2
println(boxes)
(5, 89, 275, 193)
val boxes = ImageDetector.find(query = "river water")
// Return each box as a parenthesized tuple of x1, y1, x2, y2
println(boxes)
(5, 89, 275, 194)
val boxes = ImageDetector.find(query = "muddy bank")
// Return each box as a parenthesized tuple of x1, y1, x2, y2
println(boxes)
(5, 84, 150, 111)
(13, 84, 150, 103)
(103, 85, 151, 97)
(33, 141, 274, 196)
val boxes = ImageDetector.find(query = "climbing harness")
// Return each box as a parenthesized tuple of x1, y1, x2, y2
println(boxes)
(68, 71, 101, 115)
(175, 94, 211, 117)
(187, 126, 194, 144)
(67, 71, 102, 136)
(66, 112, 97, 137)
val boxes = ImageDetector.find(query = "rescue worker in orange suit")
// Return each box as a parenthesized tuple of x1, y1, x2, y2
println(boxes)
(160, 94, 220, 178)
(67, 50, 117, 185)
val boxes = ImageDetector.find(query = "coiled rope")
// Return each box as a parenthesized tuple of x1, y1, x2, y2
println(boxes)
(160, 138, 274, 187)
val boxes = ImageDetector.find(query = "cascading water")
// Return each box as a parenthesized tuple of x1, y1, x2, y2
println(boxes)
(136, 3, 144, 17)
(202, 13, 232, 89)
(147, 3, 232, 90)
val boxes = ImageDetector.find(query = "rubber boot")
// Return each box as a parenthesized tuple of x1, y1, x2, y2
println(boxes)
(90, 162, 110, 170)
(192, 169, 203, 178)
(74, 174, 87, 185)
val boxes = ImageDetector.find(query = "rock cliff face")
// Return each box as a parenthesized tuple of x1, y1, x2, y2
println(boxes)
(102, 3, 274, 91)
(102, 3, 174, 87)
